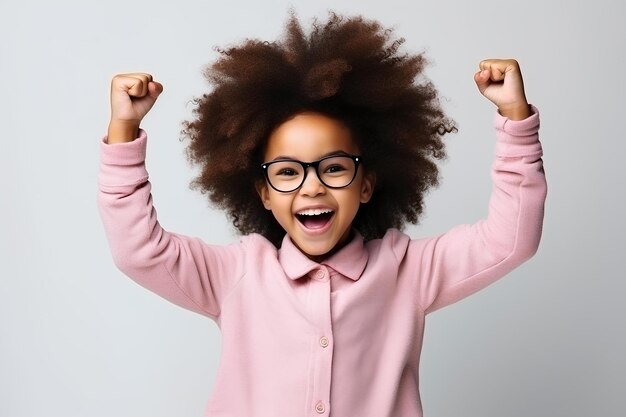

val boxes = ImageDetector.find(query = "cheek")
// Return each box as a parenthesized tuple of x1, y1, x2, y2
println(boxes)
(335, 189, 363, 214)
(266, 198, 295, 232)
(266, 193, 292, 217)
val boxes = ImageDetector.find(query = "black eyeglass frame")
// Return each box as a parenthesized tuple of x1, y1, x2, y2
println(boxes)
(261, 154, 362, 193)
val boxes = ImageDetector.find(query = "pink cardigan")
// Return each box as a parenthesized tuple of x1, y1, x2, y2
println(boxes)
(98, 106, 546, 416)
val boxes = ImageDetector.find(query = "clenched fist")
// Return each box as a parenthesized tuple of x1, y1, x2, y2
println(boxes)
(107, 73, 163, 144)
(474, 59, 530, 120)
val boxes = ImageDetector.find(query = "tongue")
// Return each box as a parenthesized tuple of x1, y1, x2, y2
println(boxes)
(300, 213, 332, 229)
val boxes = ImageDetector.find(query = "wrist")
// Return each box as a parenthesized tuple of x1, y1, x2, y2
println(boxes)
(498, 102, 530, 121)
(107, 120, 140, 144)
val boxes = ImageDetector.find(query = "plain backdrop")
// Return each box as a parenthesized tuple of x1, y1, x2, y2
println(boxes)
(1, 0, 624, 416)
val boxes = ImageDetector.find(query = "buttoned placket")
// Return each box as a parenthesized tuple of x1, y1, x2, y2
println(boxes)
(307, 266, 333, 416)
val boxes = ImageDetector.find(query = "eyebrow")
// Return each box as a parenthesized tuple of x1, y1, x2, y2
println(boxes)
(271, 150, 351, 161)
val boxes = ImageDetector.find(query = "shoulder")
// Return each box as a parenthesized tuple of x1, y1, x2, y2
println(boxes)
(239, 232, 279, 258)
(366, 228, 411, 261)
(202, 233, 277, 264)
(366, 228, 441, 263)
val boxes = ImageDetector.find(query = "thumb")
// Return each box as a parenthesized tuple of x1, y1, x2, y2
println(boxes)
(132, 81, 164, 118)
(147, 81, 164, 100)
(474, 69, 491, 95)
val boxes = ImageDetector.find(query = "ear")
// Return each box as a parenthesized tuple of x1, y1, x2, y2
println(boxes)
(255, 180, 272, 210)
(360, 171, 376, 203)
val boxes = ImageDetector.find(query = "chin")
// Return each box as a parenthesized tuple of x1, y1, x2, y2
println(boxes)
(294, 236, 343, 262)
(295, 239, 337, 261)
(301, 243, 333, 257)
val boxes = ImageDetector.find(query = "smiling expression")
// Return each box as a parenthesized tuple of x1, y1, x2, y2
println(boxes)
(257, 112, 375, 262)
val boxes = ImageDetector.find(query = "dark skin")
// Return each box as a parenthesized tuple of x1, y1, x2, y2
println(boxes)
(474, 59, 530, 120)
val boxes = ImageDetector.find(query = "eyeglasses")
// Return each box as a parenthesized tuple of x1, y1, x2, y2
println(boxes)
(261, 154, 362, 193)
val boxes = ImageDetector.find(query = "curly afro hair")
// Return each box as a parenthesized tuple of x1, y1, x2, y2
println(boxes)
(181, 10, 456, 247)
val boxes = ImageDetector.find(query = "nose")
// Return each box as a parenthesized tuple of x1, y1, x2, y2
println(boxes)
(299, 166, 325, 196)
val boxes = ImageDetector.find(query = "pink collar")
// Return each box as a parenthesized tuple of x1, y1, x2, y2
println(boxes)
(278, 230, 369, 281)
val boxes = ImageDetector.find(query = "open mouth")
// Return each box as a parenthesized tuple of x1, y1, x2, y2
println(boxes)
(295, 208, 335, 230)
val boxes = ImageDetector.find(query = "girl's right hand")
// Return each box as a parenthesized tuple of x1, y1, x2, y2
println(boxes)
(473, 59, 529, 120)
(107, 73, 163, 143)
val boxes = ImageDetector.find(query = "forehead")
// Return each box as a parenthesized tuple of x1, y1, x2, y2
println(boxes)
(264, 112, 359, 160)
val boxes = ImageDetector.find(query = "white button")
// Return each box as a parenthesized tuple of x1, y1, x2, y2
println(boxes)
(319, 336, 329, 348)
(315, 401, 325, 414)
(315, 270, 325, 280)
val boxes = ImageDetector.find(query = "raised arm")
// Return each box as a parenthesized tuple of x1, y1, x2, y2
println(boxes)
(406, 60, 547, 314)
(97, 74, 246, 319)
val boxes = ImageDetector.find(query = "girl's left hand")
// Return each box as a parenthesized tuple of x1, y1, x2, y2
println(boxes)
(474, 59, 530, 120)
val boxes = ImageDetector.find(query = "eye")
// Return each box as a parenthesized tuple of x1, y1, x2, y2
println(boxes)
(321, 157, 353, 176)
(324, 164, 347, 173)
(276, 167, 299, 176)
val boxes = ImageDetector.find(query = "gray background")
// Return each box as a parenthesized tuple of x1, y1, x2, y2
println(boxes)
(1, 0, 624, 416)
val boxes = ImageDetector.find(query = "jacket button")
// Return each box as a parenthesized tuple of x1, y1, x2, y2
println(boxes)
(319, 336, 329, 348)
(315, 401, 325, 413)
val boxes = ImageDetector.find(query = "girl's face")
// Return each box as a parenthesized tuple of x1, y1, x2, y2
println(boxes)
(257, 112, 375, 261)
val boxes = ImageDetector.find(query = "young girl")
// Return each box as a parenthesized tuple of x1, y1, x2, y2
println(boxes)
(98, 12, 546, 417)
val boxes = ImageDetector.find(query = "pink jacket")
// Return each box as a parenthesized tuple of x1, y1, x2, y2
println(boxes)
(98, 106, 546, 416)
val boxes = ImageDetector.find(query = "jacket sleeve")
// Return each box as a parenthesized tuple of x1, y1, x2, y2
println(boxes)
(97, 130, 246, 320)
(405, 105, 547, 314)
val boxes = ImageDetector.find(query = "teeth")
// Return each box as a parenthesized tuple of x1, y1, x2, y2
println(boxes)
(297, 208, 333, 216)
